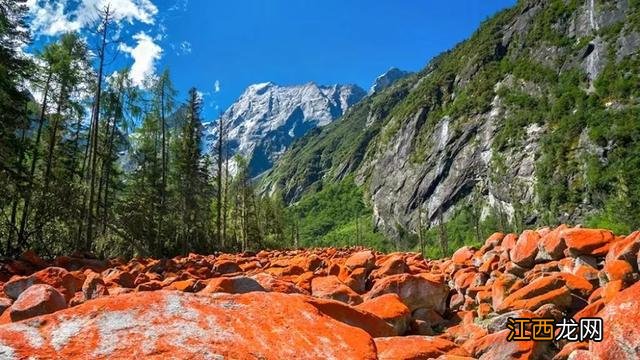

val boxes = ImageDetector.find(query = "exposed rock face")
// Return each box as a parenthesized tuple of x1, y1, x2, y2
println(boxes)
(263, 0, 640, 239)
(1, 225, 638, 358)
(369, 67, 412, 94)
(203, 82, 366, 177)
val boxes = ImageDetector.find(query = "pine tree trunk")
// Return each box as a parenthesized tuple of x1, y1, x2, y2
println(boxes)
(438, 208, 448, 256)
(17, 69, 53, 249)
(7, 110, 29, 255)
(222, 143, 230, 250)
(216, 116, 224, 249)
(159, 78, 166, 252)
(418, 208, 425, 256)
(85, 6, 111, 251)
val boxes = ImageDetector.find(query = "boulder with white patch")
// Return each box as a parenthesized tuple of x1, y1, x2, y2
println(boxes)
(0, 290, 377, 359)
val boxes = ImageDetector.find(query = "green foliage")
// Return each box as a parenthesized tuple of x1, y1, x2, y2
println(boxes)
(418, 204, 505, 259)
(316, 215, 391, 251)
(286, 177, 390, 250)
(525, 0, 579, 47)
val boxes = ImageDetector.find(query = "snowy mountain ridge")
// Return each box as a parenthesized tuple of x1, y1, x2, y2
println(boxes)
(203, 81, 366, 177)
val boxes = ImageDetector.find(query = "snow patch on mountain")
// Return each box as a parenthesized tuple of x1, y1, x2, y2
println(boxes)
(203, 82, 366, 177)
(369, 68, 412, 94)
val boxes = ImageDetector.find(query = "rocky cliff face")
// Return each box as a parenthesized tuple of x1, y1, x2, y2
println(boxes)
(202, 82, 366, 177)
(264, 0, 640, 238)
(369, 68, 412, 94)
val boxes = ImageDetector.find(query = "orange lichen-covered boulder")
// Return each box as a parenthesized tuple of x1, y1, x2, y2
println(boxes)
(537, 225, 569, 261)
(591, 281, 640, 359)
(462, 329, 550, 359)
(606, 231, 640, 270)
(2, 276, 33, 300)
(365, 273, 449, 314)
(370, 254, 409, 279)
(0, 298, 12, 314)
(251, 273, 306, 294)
(165, 279, 205, 293)
(81, 272, 109, 300)
(4, 267, 78, 302)
(311, 275, 362, 305)
(355, 293, 411, 335)
(563, 228, 614, 256)
(603, 259, 635, 284)
(342, 267, 368, 293)
(509, 230, 541, 268)
(304, 296, 396, 338)
(213, 259, 242, 274)
(200, 276, 265, 294)
(498, 275, 571, 313)
(374, 336, 461, 360)
(6, 284, 67, 322)
(345, 250, 376, 272)
(0, 291, 378, 359)
(451, 246, 475, 265)
(103, 269, 135, 288)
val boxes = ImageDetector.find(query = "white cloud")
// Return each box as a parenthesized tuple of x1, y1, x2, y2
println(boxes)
(118, 31, 162, 87)
(27, 0, 159, 37)
(179, 40, 191, 55)
(214, 80, 221, 93)
(168, 0, 189, 12)
(27, 0, 80, 36)
(196, 90, 211, 101)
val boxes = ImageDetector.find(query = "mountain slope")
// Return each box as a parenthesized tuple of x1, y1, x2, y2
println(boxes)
(202, 82, 365, 177)
(263, 0, 640, 241)
(369, 67, 412, 94)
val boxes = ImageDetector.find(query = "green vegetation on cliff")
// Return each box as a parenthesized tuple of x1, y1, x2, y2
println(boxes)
(264, 0, 640, 254)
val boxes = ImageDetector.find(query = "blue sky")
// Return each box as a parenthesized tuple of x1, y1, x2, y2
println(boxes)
(27, 0, 516, 119)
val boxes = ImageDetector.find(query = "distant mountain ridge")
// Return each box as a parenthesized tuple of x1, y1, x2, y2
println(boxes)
(202, 82, 366, 177)
(369, 68, 412, 94)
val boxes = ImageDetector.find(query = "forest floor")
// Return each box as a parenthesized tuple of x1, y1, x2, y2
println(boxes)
(0, 225, 638, 359)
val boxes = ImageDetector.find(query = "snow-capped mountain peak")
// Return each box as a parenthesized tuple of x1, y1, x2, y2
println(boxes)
(369, 67, 412, 94)
(203, 82, 366, 177)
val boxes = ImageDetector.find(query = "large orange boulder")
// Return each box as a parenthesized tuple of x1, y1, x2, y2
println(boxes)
(462, 329, 550, 359)
(251, 273, 306, 294)
(491, 273, 522, 310)
(498, 275, 571, 313)
(374, 336, 461, 360)
(82, 272, 109, 300)
(356, 293, 411, 335)
(591, 281, 640, 359)
(213, 259, 242, 274)
(0, 298, 12, 314)
(3, 267, 78, 302)
(304, 296, 396, 337)
(365, 274, 449, 314)
(345, 250, 376, 272)
(603, 259, 635, 284)
(200, 276, 265, 294)
(103, 269, 135, 288)
(6, 284, 67, 322)
(451, 246, 475, 265)
(509, 230, 541, 268)
(607, 231, 640, 270)
(311, 275, 362, 305)
(2, 276, 33, 300)
(0, 291, 378, 359)
(342, 267, 368, 293)
(563, 228, 614, 257)
(370, 254, 409, 279)
(537, 225, 569, 261)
